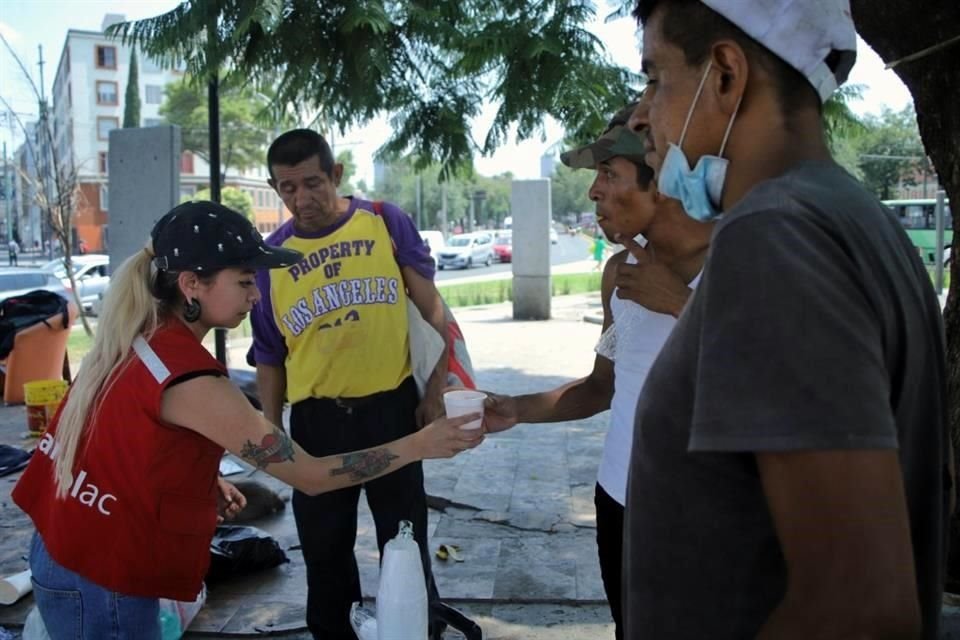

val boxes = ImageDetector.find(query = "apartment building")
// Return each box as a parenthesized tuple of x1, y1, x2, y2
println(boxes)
(50, 14, 288, 252)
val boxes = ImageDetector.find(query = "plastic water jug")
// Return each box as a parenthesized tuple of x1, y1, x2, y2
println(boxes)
(376, 520, 427, 640)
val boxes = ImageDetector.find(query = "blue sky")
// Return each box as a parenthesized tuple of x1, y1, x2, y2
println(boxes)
(0, 1, 913, 184)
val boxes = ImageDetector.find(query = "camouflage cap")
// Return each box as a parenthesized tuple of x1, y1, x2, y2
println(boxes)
(560, 102, 648, 170)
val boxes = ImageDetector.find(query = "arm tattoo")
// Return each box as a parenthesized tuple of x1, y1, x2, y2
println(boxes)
(240, 427, 295, 470)
(330, 448, 399, 482)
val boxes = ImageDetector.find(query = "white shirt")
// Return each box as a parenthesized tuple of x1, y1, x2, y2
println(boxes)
(597, 251, 701, 505)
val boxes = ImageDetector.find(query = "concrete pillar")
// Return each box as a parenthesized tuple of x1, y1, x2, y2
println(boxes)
(511, 179, 551, 320)
(107, 125, 181, 272)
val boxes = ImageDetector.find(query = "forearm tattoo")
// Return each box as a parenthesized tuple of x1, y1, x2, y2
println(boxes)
(330, 449, 399, 482)
(240, 427, 296, 470)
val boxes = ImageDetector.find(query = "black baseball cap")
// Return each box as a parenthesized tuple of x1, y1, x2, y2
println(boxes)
(151, 201, 302, 272)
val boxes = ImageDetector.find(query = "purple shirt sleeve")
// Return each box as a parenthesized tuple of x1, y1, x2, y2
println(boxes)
(377, 201, 436, 281)
(249, 222, 294, 366)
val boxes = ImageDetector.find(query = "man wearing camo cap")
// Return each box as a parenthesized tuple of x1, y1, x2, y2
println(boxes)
(483, 102, 712, 639)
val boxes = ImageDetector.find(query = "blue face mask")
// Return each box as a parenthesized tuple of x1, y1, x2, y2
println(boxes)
(657, 63, 741, 221)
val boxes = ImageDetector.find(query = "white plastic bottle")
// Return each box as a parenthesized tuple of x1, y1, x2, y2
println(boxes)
(376, 520, 428, 640)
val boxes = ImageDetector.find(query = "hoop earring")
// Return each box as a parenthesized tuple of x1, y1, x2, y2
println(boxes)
(183, 298, 202, 323)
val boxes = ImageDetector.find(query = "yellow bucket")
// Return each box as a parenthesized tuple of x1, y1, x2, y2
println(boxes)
(24, 379, 69, 437)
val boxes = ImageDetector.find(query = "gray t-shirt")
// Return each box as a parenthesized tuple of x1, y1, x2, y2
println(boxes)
(624, 162, 948, 639)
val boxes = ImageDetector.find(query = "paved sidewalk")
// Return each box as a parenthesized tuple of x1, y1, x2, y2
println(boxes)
(0, 292, 612, 638)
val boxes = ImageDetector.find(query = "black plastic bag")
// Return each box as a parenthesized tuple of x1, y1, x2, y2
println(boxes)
(0, 445, 31, 477)
(205, 525, 288, 584)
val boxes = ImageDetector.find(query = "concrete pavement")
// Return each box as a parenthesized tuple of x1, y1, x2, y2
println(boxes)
(0, 291, 613, 638)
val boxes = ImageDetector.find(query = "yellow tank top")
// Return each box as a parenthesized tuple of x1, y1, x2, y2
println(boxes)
(265, 208, 411, 402)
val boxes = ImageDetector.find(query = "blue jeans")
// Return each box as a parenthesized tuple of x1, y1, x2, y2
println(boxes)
(29, 532, 160, 640)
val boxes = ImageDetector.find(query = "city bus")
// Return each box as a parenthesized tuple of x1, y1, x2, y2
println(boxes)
(882, 198, 953, 265)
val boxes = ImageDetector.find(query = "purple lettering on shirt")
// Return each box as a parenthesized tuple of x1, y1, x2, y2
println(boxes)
(387, 278, 399, 304)
(340, 241, 352, 258)
(323, 283, 342, 311)
(375, 277, 387, 303)
(338, 281, 352, 306)
(364, 240, 375, 256)
(312, 288, 330, 316)
(363, 278, 375, 304)
(281, 312, 298, 335)
(297, 297, 313, 320)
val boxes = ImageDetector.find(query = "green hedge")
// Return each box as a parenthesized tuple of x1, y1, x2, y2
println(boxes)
(439, 272, 602, 308)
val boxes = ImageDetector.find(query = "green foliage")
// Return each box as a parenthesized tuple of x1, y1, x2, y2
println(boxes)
(108, 0, 641, 179)
(551, 163, 595, 221)
(123, 50, 141, 128)
(370, 157, 468, 229)
(337, 150, 357, 194)
(438, 272, 602, 307)
(823, 83, 867, 150)
(159, 76, 281, 176)
(856, 105, 926, 200)
(369, 156, 517, 230)
(830, 136, 865, 181)
(472, 174, 512, 228)
(181, 186, 254, 220)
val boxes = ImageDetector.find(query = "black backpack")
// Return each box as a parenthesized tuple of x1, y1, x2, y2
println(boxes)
(0, 290, 70, 360)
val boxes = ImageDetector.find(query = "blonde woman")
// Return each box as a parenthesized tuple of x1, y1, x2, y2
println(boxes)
(12, 201, 483, 640)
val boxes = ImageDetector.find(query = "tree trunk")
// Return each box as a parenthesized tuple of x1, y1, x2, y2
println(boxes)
(851, 0, 960, 588)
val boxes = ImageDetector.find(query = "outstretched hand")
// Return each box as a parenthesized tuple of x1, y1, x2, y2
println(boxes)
(613, 234, 691, 317)
(216, 477, 247, 523)
(416, 413, 485, 459)
(482, 392, 521, 433)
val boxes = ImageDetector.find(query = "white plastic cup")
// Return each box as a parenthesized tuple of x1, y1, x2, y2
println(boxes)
(443, 390, 486, 430)
(0, 569, 33, 605)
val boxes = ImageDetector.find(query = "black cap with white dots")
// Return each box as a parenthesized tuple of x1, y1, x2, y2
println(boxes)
(151, 201, 302, 272)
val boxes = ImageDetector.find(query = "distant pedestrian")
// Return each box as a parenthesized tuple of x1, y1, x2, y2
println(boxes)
(7, 239, 19, 266)
(592, 231, 606, 270)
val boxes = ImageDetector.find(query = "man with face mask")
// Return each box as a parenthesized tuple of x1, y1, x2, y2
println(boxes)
(625, 1, 949, 639)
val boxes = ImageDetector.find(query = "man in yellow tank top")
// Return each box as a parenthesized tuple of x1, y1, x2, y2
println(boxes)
(250, 129, 449, 639)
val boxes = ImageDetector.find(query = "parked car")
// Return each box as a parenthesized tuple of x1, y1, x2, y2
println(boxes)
(41, 254, 110, 315)
(419, 230, 446, 263)
(436, 232, 494, 270)
(549, 227, 559, 244)
(0, 267, 71, 302)
(493, 234, 513, 263)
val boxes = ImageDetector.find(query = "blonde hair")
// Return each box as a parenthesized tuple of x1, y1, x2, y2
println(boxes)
(52, 244, 169, 497)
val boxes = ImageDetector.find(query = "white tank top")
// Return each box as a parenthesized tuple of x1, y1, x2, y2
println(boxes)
(597, 252, 701, 505)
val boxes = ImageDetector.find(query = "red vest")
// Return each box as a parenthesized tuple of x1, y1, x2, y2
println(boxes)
(13, 321, 227, 600)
